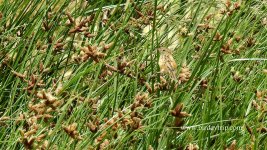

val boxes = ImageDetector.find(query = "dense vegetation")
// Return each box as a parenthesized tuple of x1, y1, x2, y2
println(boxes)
(0, 0, 267, 149)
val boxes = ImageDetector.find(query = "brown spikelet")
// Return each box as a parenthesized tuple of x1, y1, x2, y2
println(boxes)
(233, 2, 240, 10)
(221, 39, 232, 54)
(12, 71, 26, 79)
(214, 32, 222, 41)
(174, 117, 185, 128)
(186, 143, 199, 150)
(225, 0, 231, 9)
(84, 32, 96, 38)
(225, 140, 236, 150)
(65, 12, 75, 24)
(257, 126, 267, 133)
(36, 134, 46, 142)
(246, 37, 256, 47)
(87, 122, 98, 133)
(245, 124, 253, 135)
(104, 42, 114, 51)
(178, 64, 191, 83)
(21, 137, 35, 149)
(63, 123, 82, 140)
(171, 103, 191, 129)
(100, 139, 110, 150)
(170, 103, 183, 117)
